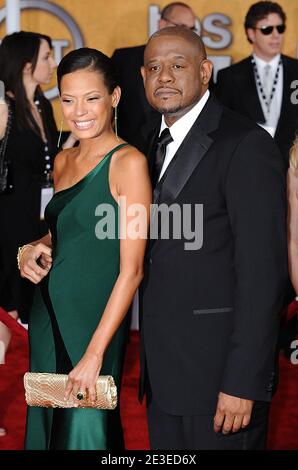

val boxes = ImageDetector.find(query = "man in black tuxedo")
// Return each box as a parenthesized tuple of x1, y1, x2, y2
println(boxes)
(139, 26, 288, 450)
(111, 2, 197, 148)
(216, 1, 298, 166)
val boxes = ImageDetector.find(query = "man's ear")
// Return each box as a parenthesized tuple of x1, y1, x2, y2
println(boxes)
(158, 18, 167, 30)
(141, 66, 146, 85)
(246, 28, 255, 44)
(200, 59, 213, 86)
(23, 62, 32, 75)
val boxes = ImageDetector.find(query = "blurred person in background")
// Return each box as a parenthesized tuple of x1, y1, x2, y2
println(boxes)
(285, 137, 298, 357)
(111, 2, 199, 149)
(0, 32, 75, 437)
(288, 137, 298, 290)
(216, 1, 298, 167)
(0, 31, 75, 324)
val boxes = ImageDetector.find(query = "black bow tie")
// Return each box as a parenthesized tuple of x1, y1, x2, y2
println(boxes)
(153, 128, 173, 187)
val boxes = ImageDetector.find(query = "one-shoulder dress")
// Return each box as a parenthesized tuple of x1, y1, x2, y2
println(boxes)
(25, 144, 129, 450)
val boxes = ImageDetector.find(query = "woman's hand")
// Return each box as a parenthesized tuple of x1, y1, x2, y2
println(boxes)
(64, 351, 103, 404)
(19, 243, 52, 284)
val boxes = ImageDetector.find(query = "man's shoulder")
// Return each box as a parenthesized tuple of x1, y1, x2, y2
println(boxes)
(281, 54, 298, 70)
(206, 94, 258, 133)
(216, 107, 283, 172)
(219, 104, 272, 143)
(112, 44, 145, 61)
(217, 56, 251, 79)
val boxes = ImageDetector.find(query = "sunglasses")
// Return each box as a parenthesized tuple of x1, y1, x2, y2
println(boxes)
(254, 24, 286, 35)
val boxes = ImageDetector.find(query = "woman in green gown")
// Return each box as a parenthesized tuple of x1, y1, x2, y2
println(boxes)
(18, 48, 151, 450)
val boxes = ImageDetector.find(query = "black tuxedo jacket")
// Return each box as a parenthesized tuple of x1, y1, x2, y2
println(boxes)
(215, 55, 298, 166)
(139, 94, 288, 415)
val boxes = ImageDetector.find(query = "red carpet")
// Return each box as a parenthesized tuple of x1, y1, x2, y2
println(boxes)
(0, 309, 28, 450)
(0, 313, 297, 450)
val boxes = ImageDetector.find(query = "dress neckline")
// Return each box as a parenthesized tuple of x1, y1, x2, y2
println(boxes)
(53, 143, 128, 197)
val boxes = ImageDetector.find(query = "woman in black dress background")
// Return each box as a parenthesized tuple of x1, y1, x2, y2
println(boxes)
(0, 34, 76, 437)
(0, 31, 76, 325)
(0, 31, 57, 326)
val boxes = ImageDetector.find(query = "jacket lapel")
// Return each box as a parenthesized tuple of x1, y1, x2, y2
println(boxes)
(149, 94, 222, 250)
(155, 128, 213, 206)
(275, 55, 291, 137)
(146, 125, 160, 177)
(157, 94, 222, 206)
(243, 57, 265, 123)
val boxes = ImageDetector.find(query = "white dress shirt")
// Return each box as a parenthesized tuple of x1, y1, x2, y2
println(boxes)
(253, 53, 283, 137)
(158, 89, 210, 181)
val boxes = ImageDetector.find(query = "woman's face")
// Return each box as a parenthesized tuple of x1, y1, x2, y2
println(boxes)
(60, 68, 120, 140)
(32, 38, 56, 84)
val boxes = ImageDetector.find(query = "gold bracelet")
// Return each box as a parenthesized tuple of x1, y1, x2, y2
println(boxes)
(17, 244, 34, 270)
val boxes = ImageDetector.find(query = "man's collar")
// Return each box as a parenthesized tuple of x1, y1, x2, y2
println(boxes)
(160, 89, 210, 140)
(253, 53, 281, 69)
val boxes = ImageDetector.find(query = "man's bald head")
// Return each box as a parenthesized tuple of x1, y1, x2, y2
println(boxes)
(147, 26, 207, 61)
(161, 2, 194, 19)
(158, 3, 196, 31)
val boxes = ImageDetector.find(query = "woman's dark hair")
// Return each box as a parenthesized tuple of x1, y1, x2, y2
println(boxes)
(0, 31, 52, 132)
(57, 47, 119, 94)
(244, 1, 286, 43)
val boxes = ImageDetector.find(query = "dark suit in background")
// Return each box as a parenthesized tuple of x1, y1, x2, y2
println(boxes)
(216, 55, 298, 166)
(111, 2, 200, 148)
(111, 45, 159, 148)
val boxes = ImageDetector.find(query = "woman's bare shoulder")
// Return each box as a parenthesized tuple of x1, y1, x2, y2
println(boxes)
(53, 147, 76, 178)
(54, 147, 77, 165)
(113, 143, 148, 171)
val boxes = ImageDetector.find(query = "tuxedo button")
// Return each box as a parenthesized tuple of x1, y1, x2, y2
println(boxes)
(266, 382, 273, 392)
(149, 258, 153, 265)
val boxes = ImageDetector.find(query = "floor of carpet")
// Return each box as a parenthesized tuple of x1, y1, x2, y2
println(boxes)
(0, 330, 297, 450)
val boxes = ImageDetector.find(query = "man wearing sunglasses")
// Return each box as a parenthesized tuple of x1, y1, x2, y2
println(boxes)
(216, 1, 298, 167)
(111, 3, 199, 150)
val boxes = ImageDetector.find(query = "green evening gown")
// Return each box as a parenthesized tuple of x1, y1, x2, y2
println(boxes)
(25, 143, 129, 450)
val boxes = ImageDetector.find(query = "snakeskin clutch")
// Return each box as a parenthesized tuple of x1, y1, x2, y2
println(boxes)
(24, 372, 117, 409)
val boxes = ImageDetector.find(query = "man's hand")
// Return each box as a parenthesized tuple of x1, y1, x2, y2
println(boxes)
(214, 391, 253, 434)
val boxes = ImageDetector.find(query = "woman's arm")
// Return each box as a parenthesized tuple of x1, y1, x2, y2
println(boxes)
(30, 233, 52, 247)
(19, 151, 69, 283)
(19, 233, 52, 284)
(287, 167, 298, 294)
(65, 148, 152, 402)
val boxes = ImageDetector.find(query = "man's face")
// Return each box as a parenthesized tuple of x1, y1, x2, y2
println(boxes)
(159, 5, 196, 31)
(247, 13, 285, 60)
(141, 35, 212, 124)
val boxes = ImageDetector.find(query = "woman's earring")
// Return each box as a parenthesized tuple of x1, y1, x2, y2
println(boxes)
(57, 118, 63, 148)
(114, 105, 119, 141)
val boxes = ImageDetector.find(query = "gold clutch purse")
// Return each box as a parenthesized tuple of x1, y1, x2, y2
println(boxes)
(24, 372, 117, 410)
